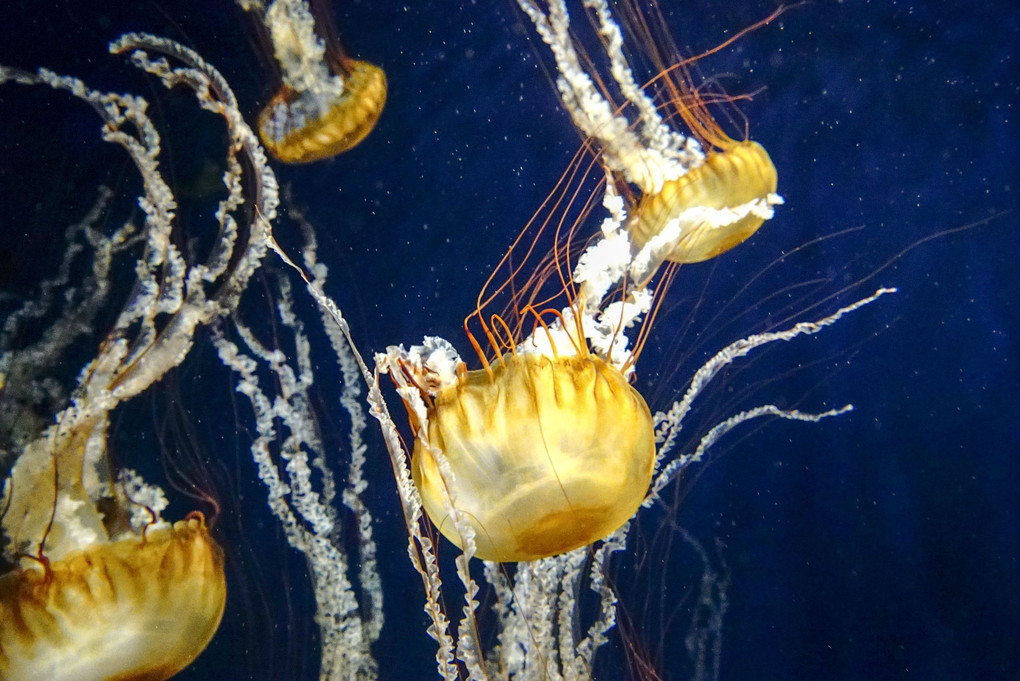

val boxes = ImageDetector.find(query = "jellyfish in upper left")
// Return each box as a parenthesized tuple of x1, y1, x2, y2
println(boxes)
(0, 34, 278, 681)
(238, 0, 387, 163)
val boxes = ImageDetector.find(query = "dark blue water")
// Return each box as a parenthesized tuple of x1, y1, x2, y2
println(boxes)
(1, 1, 1016, 679)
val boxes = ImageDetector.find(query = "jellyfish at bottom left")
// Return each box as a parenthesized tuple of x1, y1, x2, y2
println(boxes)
(0, 34, 278, 681)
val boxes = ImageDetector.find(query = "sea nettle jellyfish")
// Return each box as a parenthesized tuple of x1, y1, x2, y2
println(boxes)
(239, 0, 387, 163)
(388, 339, 657, 563)
(516, 0, 786, 283)
(0, 33, 277, 681)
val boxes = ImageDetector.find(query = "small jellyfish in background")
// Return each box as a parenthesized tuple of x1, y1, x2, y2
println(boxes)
(0, 33, 277, 681)
(238, 0, 387, 163)
(518, 0, 783, 283)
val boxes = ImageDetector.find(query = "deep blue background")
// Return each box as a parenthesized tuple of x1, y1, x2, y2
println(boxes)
(0, 1, 1017, 679)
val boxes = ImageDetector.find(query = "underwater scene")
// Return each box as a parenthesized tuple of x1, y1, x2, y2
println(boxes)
(0, 1, 1016, 680)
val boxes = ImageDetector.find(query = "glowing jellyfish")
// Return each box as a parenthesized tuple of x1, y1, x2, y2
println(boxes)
(378, 199, 662, 563)
(239, 0, 387, 163)
(0, 33, 276, 681)
(376, 159, 664, 563)
(517, 0, 783, 284)
(408, 350, 655, 563)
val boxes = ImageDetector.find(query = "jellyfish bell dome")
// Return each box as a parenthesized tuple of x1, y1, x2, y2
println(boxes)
(629, 140, 779, 265)
(410, 351, 655, 563)
(246, 0, 388, 164)
(0, 514, 226, 681)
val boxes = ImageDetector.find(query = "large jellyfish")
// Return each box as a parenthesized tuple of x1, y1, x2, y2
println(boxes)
(0, 34, 276, 681)
(399, 344, 656, 563)
(239, 0, 387, 163)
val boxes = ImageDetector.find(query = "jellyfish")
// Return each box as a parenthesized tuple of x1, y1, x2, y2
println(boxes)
(373, 138, 658, 562)
(387, 341, 656, 563)
(238, 0, 387, 163)
(0, 33, 276, 681)
(517, 0, 783, 285)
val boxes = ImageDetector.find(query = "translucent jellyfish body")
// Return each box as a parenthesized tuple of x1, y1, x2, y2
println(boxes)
(411, 353, 655, 563)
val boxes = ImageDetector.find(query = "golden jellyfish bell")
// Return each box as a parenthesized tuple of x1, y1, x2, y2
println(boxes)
(247, 0, 387, 163)
(619, 9, 785, 271)
(411, 353, 655, 563)
(258, 58, 387, 164)
(0, 514, 226, 681)
(628, 140, 778, 264)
